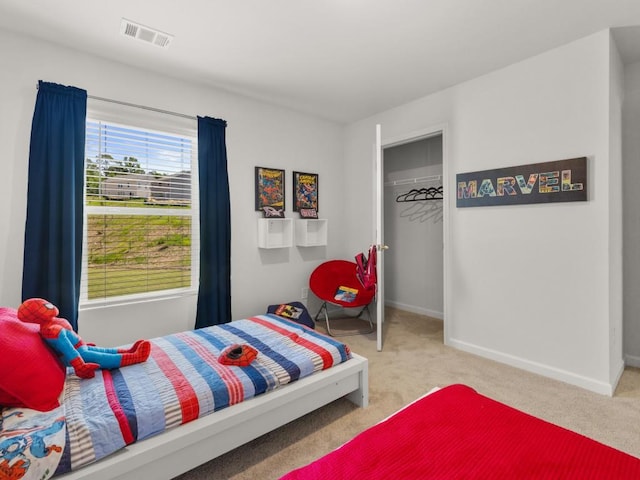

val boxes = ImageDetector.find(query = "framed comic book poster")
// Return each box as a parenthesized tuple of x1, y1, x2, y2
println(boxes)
(293, 171, 318, 216)
(255, 166, 285, 216)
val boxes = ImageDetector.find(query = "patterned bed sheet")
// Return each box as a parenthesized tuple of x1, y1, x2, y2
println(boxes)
(0, 405, 65, 480)
(0, 314, 351, 479)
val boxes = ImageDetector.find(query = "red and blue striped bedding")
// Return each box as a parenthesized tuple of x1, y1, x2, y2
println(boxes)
(49, 314, 351, 476)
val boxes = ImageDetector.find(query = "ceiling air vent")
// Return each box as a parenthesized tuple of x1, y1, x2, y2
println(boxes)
(120, 18, 173, 49)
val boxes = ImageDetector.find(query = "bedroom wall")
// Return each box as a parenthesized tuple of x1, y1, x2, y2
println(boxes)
(343, 29, 624, 395)
(623, 59, 640, 368)
(0, 28, 348, 346)
(383, 136, 444, 318)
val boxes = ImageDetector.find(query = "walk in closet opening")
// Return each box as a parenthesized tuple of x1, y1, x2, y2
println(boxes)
(383, 134, 444, 323)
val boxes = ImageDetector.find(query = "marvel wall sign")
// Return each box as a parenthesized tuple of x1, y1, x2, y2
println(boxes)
(456, 157, 587, 208)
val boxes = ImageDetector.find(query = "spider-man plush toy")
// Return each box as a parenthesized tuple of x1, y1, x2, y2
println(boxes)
(17, 298, 151, 379)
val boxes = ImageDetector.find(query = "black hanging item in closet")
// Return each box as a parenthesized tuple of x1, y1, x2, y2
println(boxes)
(395, 186, 443, 202)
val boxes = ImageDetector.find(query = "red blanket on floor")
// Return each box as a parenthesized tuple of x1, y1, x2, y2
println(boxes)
(281, 384, 640, 479)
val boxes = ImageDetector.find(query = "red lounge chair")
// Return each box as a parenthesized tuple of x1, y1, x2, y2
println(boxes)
(309, 260, 375, 336)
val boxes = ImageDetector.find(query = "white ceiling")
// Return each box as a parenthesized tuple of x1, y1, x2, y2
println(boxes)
(1, 0, 640, 123)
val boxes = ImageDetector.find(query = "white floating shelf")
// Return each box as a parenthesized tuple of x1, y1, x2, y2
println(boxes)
(258, 218, 293, 249)
(295, 219, 328, 247)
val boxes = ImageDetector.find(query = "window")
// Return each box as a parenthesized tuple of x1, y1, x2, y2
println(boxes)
(81, 118, 198, 304)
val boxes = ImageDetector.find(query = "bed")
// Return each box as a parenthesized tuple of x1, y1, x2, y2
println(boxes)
(0, 313, 368, 480)
(282, 383, 640, 479)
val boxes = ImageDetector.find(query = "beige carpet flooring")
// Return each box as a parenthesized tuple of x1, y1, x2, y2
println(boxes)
(175, 307, 640, 479)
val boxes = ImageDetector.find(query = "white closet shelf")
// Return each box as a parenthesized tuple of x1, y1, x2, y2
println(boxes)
(384, 174, 442, 187)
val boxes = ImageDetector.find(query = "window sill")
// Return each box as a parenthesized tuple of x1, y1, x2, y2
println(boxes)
(79, 288, 198, 311)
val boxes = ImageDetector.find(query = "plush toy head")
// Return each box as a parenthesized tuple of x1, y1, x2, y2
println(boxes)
(18, 297, 59, 325)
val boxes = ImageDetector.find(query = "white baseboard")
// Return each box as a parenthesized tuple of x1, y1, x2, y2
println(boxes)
(625, 354, 640, 368)
(385, 300, 443, 320)
(446, 337, 617, 396)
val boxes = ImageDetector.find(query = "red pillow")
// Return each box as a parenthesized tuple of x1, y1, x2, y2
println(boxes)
(0, 307, 65, 411)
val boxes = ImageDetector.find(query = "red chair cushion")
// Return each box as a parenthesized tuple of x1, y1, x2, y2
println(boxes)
(309, 260, 375, 308)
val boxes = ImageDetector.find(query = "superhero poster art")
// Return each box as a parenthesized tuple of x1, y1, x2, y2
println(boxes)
(293, 171, 318, 213)
(255, 166, 285, 216)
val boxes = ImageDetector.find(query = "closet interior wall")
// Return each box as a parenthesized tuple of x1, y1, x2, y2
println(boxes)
(383, 135, 444, 319)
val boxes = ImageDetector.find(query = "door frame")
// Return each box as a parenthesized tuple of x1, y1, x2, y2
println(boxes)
(376, 123, 450, 346)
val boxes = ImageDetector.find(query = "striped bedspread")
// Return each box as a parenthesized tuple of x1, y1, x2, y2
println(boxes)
(48, 314, 350, 476)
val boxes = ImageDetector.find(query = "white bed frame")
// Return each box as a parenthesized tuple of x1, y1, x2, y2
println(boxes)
(57, 352, 368, 480)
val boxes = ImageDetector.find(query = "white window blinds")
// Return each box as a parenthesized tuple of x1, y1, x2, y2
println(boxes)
(82, 119, 199, 304)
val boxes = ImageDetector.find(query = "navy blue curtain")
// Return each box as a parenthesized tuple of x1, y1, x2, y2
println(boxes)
(195, 116, 231, 328)
(22, 81, 87, 330)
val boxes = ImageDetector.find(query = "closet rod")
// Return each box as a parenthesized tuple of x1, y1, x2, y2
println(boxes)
(36, 83, 196, 120)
